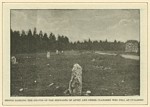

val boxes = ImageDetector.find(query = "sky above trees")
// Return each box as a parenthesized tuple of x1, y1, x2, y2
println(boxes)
(11, 9, 140, 42)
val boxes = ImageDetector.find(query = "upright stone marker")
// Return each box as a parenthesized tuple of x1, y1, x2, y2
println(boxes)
(56, 50, 59, 54)
(47, 51, 50, 59)
(11, 56, 17, 64)
(68, 63, 82, 96)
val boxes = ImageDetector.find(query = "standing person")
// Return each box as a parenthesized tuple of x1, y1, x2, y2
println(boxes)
(68, 64, 82, 96)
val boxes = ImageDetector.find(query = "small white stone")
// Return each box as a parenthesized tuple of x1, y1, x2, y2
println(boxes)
(34, 80, 37, 83)
(104, 67, 111, 70)
(86, 90, 91, 94)
(48, 83, 54, 87)
(19, 88, 23, 92)
(121, 80, 125, 83)
(56, 86, 59, 89)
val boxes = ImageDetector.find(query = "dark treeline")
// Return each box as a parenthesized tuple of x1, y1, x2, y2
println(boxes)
(11, 28, 125, 54)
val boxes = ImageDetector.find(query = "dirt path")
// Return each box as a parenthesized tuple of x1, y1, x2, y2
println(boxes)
(95, 51, 139, 60)
(95, 51, 116, 56)
(121, 54, 139, 60)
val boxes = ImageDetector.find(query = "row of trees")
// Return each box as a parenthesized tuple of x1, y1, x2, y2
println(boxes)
(11, 28, 125, 54)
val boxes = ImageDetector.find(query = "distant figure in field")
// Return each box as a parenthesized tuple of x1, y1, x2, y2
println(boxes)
(11, 56, 18, 64)
(47, 51, 50, 59)
(56, 50, 59, 54)
(68, 64, 82, 96)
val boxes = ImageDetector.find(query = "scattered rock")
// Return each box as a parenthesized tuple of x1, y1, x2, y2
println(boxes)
(84, 90, 91, 96)
(86, 90, 91, 94)
(56, 86, 59, 89)
(34, 80, 37, 83)
(19, 88, 23, 92)
(121, 80, 125, 83)
(104, 67, 111, 70)
(47, 64, 50, 66)
(48, 83, 54, 87)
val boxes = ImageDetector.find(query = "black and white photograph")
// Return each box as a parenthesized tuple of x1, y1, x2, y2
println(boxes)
(10, 9, 140, 97)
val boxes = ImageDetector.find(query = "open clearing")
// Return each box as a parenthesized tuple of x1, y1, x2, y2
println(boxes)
(11, 51, 140, 96)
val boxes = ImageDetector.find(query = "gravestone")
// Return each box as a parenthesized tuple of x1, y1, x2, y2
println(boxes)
(11, 56, 18, 64)
(47, 51, 50, 59)
(56, 50, 59, 54)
